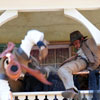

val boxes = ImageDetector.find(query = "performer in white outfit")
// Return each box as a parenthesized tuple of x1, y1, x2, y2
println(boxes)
(18, 29, 48, 61)
(0, 29, 48, 100)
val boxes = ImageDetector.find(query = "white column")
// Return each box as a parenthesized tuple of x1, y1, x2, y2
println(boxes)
(64, 8, 100, 46)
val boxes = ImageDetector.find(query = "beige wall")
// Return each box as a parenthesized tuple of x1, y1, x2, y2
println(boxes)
(0, 10, 100, 43)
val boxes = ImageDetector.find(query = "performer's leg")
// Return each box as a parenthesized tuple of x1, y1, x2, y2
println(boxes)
(58, 58, 87, 98)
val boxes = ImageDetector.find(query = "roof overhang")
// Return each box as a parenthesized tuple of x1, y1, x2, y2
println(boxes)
(0, 0, 100, 11)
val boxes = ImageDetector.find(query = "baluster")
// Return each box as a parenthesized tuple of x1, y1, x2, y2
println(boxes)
(28, 95, 35, 100)
(37, 94, 45, 100)
(56, 94, 64, 100)
(47, 94, 55, 100)
(25, 96, 29, 100)
(44, 95, 48, 100)
(18, 95, 26, 100)
(82, 94, 87, 100)
(53, 95, 58, 100)
(14, 96, 19, 100)
(34, 95, 39, 100)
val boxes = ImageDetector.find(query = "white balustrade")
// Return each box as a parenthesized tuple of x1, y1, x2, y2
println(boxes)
(13, 90, 100, 100)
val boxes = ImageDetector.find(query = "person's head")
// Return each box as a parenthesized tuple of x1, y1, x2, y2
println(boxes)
(70, 30, 87, 49)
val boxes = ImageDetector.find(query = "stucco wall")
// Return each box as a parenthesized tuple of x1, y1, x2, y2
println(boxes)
(0, 10, 100, 43)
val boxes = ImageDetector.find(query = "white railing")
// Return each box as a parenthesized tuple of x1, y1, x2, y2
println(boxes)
(12, 90, 99, 100)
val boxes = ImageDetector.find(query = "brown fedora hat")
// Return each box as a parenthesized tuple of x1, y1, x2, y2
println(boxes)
(70, 30, 87, 46)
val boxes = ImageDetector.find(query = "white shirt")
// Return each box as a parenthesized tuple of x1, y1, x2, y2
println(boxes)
(77, 48, 88, 60)
(20, 30, 44, 57)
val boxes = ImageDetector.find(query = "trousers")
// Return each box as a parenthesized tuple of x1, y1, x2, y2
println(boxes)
(58, 58, 87, 91)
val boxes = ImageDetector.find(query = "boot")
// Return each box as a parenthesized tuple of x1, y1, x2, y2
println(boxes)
(62, 88, 78, 99)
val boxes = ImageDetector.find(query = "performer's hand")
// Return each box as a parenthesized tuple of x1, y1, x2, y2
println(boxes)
(39, 46, 48, 61)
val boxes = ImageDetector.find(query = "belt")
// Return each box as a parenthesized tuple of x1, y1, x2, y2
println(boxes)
(0, 74, 8, 80)
(78, 56, 89, 67)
